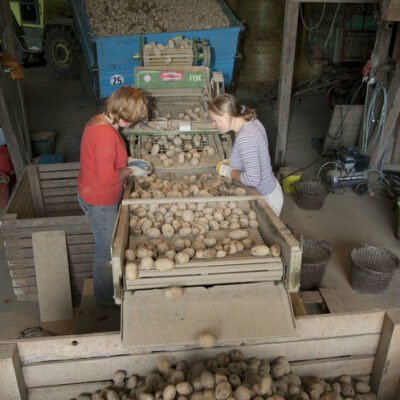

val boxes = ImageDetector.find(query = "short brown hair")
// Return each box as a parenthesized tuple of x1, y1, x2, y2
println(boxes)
(105, 86, 147, 124)
(208, 93, 256, 122)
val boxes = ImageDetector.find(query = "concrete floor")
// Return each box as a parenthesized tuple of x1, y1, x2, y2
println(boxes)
(0, 53, 400, 340)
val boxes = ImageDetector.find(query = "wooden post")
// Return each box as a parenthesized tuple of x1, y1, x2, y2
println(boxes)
(275, 0, 299, 167)
(369, 82, 400, 168)
(0, 343, 28, 400)
(26, 165, 46, 217)
(370, 309, 400, 399)
(0, 0, 31, 177)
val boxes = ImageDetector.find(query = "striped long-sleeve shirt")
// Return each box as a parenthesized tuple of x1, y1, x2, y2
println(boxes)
(229, 119, 277, 196)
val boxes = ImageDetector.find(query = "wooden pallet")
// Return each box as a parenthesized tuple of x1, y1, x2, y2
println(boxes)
(126, 228, 283, 289)
(0, 162, 93, 304)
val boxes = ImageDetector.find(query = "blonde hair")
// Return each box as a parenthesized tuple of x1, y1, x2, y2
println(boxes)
(208, 93, 256, 121)
(105, 86, 147, 124)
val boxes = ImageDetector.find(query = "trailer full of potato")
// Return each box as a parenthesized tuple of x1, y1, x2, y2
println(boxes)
(82, 0, 230, 37)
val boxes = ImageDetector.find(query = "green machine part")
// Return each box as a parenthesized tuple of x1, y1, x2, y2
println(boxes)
(134, 67, 210, 90)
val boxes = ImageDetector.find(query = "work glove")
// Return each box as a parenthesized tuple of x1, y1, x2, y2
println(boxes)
(127, 157, 153, 177)
(216, 159, 233, 178)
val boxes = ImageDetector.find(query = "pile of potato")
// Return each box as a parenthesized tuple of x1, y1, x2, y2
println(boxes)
(83, 0, 230, 38)
(125, 231, 274, 277)
(131, 173, 247, 199)
(125, 200, 278, 276)
(73, 350, 377, 400)
(129, 200, 258, 237)
(150, 107, 207, 123)
(141, 136, 217, 168)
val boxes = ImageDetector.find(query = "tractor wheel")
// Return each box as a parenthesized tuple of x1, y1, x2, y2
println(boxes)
(44, 26, 81, 78)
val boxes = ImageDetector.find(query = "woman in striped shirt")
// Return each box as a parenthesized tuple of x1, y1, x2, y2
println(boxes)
(208, 93, 283, 216)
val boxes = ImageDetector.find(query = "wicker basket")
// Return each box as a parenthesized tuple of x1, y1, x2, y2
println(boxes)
(300, 239, 333, 290)
(350, 245, 399, 295)
(30, 130, 57, 157)
(294, 179, 328, 210)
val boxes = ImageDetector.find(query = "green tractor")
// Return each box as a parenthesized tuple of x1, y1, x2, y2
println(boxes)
(10, 0, 81, 78)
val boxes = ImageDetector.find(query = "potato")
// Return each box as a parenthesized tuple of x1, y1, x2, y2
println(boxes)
(165, 250, 176, 260)
(270, 244, 281, 257)
(147, 227, 162, 238)
(164, 286, 184, 299)
(257, 376, 273, 396)
(214, 211, 224, 222)
(125, 249, 136, 261)
(184, 248, 195, 258)
(125, 262, 138, 280)
(201, 371, 216, 389)
(162, 224, 175, 238)
(154, 258, 175, 272)
(163, 384, 177, 400)
(209, 220, 220, 231)
(241, 238, 253, 250)
(215, 381, 232, 400)
(341, 383, 355, 397)
(179, 227, 192, 236)
(250, 245, 270, 257)
(183, 210, 195, 222)
(126, 375, 138, 390)
(216, 250, 227, 258)
(157, 241, 170, 255)
(198, 332, 217, 348)
(176, 251, 191, 264)
(234, 385, 251, 400)
(234, 187, 247, 196)
(249, 220, 259, 228)
(140, 257, 154, 270)
(151, 144, 160, 156)
(174, 239, 186, 252)
(105, 390, 120, 400)
(177, 382, 194, 395)
(355, 381, 371, 394)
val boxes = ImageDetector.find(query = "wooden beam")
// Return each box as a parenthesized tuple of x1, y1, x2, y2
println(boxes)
(370, 81, 400, 168)
(291, 293, 307, 316)
(275, 0, 299, 167)
(382, 0, 400, 21)
(370, 309, 400, 399)
(32, 230, 73, 322)
(0, 343, 27, 400)
(26, 165, 46, 217)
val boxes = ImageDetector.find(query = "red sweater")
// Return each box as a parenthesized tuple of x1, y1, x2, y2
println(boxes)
(78, 123, 127, 206)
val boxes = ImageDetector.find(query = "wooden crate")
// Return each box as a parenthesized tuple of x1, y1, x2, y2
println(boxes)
(112, 193, 301, 302)
(0, 162, 93, 303)
(1, 308, 400, 399)
(125, 228, 283, 290)
(135, 133, 226, 174)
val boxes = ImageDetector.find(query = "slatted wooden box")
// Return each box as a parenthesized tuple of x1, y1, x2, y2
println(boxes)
(0, 162, 93, 304)
(1, 308, 400, 400)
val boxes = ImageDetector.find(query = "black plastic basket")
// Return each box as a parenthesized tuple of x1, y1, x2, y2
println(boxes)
(30, 130, 57, 157)
(294, 179, 328, 210)
(300, 239, 333, 290)
(350, 245, 399, 295)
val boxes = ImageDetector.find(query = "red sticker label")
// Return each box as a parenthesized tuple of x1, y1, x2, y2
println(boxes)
(159, 71, 184, 81)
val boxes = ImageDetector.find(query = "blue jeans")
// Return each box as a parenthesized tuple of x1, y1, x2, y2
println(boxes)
(78, 194, 119, 304)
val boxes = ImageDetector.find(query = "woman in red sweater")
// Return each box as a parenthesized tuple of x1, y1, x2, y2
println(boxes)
(78, 86, 148, 307)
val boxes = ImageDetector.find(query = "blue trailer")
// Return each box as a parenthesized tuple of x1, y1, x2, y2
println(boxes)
(69, 0, 242, 100)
